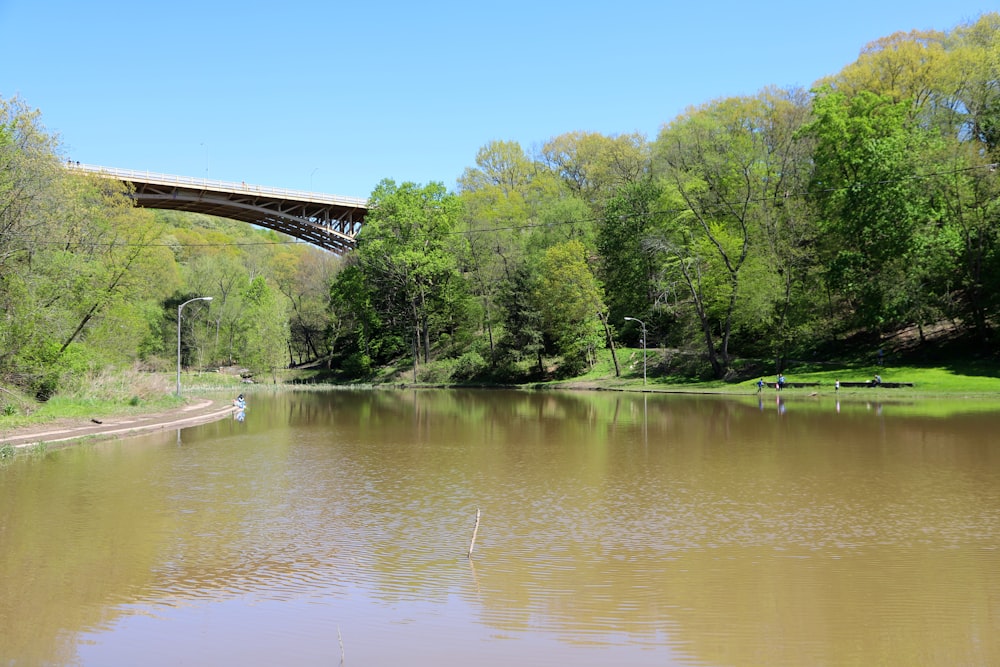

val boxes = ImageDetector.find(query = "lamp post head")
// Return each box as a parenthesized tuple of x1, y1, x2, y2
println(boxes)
(176, 295, 213, 397)
(180, 295, 213, 310)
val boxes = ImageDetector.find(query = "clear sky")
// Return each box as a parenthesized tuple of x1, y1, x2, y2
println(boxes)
(1, 1, 990, 199)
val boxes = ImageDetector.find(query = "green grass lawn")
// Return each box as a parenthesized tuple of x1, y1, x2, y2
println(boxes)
(565, 348, 1000, 397)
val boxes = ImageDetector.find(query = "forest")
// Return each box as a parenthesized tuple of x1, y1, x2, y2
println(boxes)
(2, 14, 999, 401)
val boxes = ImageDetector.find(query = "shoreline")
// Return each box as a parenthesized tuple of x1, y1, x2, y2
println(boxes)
(0, 398, 236, 451)
(3, 380, 998, 453)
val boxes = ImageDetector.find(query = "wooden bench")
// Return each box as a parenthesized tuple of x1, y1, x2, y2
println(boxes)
(761, 381, 914, 389)
(837, 381, 913, 388)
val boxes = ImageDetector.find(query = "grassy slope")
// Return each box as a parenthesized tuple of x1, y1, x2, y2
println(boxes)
(543, 348, 1000, 397)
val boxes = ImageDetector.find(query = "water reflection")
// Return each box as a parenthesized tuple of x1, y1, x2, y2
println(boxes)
(1, 389, 999, 666)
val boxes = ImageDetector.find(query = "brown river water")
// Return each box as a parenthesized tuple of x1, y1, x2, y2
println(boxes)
(1, 389, 998, 666)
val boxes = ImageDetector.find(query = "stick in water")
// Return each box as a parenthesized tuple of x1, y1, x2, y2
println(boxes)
(468, 507, 481, 559)
(338, 625, 345, 666)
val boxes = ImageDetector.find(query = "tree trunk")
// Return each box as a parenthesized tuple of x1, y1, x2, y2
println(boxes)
(597, 310, 620, 377)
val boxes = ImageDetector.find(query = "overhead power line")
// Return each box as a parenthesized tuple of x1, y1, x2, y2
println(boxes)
(6, 162, 996, 248)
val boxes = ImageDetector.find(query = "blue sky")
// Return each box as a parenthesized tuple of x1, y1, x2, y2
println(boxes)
(1, 1, 991, 199)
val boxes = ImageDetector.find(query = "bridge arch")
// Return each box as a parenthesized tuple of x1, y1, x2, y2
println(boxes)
(68, 164, 368, 254)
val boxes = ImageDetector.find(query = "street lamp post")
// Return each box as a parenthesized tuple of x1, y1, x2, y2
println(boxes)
(177, 296, 213, 397)
(624, 316, 647, 385)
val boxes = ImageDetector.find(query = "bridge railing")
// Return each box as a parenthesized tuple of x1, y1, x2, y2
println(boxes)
(65, 162, 369, 208)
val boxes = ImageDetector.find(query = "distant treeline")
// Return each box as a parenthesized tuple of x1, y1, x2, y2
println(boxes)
(2, 14, 998, 398)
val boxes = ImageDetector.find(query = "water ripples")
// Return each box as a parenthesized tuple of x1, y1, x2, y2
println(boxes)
(9, 391, 999, 666)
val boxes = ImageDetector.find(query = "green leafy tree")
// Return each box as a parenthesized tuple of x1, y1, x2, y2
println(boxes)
(535, 240, 614, 374)
(272, 245, 340, 365)
(540, 131, 650, 210)
(598, 179, 663, 329)
(924, 14, 1000, 342)
(652, 92, 799, 376)
(803, 88, 940, 334)
(239, 275, 289, 381)
(353, 179, 466, 374)
(458, 141, 535, 363)
(495, 259, 546, 374)
(185, 253, 248, 365)
(329, 257, 385, 374)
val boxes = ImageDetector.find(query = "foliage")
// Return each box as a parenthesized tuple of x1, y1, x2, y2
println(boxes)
(451, 350, 487, 381)
(535, 240, 607, 371)
(651, 91, 808, 376)
(598, 179, 662, 329)
(340, 179, 466, 373)
(239, 275, 290, 380)
(4, 13, 1000, 396)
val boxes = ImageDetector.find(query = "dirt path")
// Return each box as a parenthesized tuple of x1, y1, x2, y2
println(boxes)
(0, 398, 236, 450)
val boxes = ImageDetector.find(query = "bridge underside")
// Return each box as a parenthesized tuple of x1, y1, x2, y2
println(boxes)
(131, 183, 364, 253)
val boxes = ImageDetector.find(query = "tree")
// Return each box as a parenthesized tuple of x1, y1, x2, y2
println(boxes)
(824, 29, 947, 110)
(50, 174, 167, 357)
(539, 131, 650, 210)
(239, 275, 289, 381)
(495, 259, 546, 374)
(353, 179, 466, 373)
(803, 88, 940, 334)
(0, 98, 175, 395)
(329, 256, 384, 373)
(458, 141, 535, 363)
(0, 96, 61, 278)
(651, 92, 800, 376)
(598, 179, 663, 329)
(272, 245, 341, 365)
(185, 253, 248, 365)
(535, 240, 617, 375)
(924, 13, 1000, 343)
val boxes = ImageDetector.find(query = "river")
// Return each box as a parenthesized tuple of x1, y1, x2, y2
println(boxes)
(1, 389, 998, 666)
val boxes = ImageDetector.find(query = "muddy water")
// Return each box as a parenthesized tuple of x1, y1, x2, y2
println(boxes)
(1, 389, 998, 666)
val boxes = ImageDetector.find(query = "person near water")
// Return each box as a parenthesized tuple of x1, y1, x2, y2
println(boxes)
(757, 378, 765, 393)
(234, 394, 246, 410)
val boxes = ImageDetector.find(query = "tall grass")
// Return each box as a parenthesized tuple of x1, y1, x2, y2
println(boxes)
(1, 366, 181, 428)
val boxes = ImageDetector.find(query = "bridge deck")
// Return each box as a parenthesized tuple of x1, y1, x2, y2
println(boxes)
(66, 163, 368, 253)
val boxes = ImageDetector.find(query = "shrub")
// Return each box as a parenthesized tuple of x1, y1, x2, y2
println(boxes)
(343, 352, 372, 377)
(451, 351, 486, 381)
(417, 359, 456, 384)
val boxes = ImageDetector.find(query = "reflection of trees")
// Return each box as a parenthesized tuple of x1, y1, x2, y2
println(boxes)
(0, 420, 344, 664)
(277, 389, 1000, 664)
(3, 391, 999, 665)
(0, 442, 178, 664)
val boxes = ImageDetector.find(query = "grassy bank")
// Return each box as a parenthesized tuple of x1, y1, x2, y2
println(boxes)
(535, 348, 1000, 396)
(0, 368, 221, 430)
(3, 349, 999, 432)
(213, 348, 1000, 398)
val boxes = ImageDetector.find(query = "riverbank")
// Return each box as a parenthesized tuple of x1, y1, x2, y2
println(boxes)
(3, 356, 1000, 453)
(0, 398, 236, 452)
